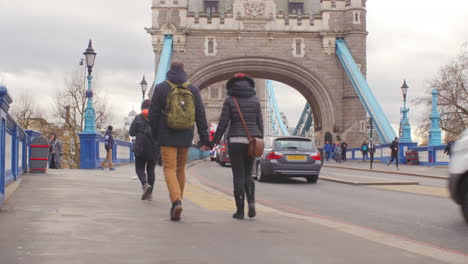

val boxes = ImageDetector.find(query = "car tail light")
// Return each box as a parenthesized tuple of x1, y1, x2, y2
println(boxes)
(267, 151, 284, 160)
(221, 144, 226, 152)
(310, 152, 321, 161)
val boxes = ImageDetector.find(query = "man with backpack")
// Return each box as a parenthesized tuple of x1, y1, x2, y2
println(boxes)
(98, 126, 115, 171)
(149, 62, 210, 221)
(387, 137, 400, 169)
(341, 141, 348, 162)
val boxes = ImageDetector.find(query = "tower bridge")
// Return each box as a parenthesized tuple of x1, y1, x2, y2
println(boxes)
(147, 0, 396, 147)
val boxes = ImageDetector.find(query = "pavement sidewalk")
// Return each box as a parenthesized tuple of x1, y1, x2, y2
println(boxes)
(0, 164, 464, 264)
(323, 160, 449, 179)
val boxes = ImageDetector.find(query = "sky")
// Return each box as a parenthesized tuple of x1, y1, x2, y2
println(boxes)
(1, 0, 467, 135)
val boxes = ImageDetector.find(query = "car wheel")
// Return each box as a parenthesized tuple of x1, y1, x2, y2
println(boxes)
(221, 162, 226, 167)
(258, 164, 268, 182)
(306, 175, 319, 183)
(210, 157, 216, 161)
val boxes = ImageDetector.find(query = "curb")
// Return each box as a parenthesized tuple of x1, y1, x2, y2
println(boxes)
(323, 165, 448, 180)
(320, 176, 419, 186)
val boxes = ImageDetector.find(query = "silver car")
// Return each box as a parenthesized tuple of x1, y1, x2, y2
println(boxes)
(253, 136, 322, 183)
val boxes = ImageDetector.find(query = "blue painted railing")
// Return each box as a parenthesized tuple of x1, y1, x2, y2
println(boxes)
(343, 143, 449, 166)
(266, 80, 290, 136)
(1, 86, 41, 206)
(95, 135, 134, 165)
(336, 39, 397, 144)
(188, 148, 210, 163)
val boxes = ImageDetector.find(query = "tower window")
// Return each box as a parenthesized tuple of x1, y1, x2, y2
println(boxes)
(288, 3, 304, 15)
(353, 12, 361, 24)
(210, 87, 219, 99)
(204, 1, 218, 15)
(295, 40, 301, 55)
(208, 38, 214, 54)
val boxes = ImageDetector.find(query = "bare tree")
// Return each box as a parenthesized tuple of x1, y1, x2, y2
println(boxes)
(10, 93, 52, 135)
(415, 44, 468, 142)
(54, 68, 113, 168)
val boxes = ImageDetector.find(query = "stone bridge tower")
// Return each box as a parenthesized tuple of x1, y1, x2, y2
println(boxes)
(147, 0, 368, 147)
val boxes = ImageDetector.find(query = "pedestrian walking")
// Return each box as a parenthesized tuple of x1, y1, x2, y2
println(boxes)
(444, 141, 454, 158)
(334, 142, 342, 163)
(211, 73, 264, 220)
(386, 137, 399, 169)
(98, 126, 115, 171)
(361, 141, 369, 161)
(48, 133, 63, 169)
(149, 62, 210, 221)
(331, 143, 336, 161)
(341, 141, 348, 162)
(129, 99, 160, 201)
(324, 141, 332, 161)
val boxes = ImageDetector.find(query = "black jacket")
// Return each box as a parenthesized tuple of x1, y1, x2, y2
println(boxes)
(212, 77, 264, 145)
(129, 114, 160, 160)
(149, 68, 210, 147)
(389, 140, 399, 154)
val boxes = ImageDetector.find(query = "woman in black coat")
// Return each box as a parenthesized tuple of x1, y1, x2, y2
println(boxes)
(129, 99, 161, 201)
(211, 73, 264, 220)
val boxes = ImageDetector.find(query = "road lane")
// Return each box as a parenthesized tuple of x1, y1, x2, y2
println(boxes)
(191, 160, 468, 254)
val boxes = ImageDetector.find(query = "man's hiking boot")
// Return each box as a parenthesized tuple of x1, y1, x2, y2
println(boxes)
(146, 194, 153, 201)
(141, 184, 152, 201)
(170, 200, 183, 221)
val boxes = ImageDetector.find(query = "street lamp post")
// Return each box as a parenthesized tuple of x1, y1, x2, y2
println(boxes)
(140, 75, 148, 101)
(79, 40, 100, 169)
(399, 80, 412, 143)
(82, 40, 97, 133)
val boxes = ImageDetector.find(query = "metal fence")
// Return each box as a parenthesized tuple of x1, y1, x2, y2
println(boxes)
(1, 86, 42, 206)
(342, 142, 449, 166)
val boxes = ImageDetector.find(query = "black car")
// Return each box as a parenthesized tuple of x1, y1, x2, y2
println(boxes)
(253, 136, 322, 183)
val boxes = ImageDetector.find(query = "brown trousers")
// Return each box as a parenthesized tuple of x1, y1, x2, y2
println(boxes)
(100, 150, 113, 168)
(160, 146, 189, 203)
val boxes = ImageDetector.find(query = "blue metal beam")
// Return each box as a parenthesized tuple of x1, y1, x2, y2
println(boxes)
(336, 39, 397, 143)
(155, 35, 174, 85)
(266, 80, 290, 136)
(294, 104, 309, 135)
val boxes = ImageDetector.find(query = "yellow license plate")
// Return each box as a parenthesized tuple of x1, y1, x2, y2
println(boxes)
(287, 155, 307, 160)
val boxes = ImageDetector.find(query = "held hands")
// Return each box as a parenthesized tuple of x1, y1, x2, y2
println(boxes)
(201, 145, 211, 151)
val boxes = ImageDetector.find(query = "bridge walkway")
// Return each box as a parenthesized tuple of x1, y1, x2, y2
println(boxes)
(0, 164, 459, 264)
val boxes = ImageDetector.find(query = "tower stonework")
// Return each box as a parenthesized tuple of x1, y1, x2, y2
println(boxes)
(147, 0, 368, 147)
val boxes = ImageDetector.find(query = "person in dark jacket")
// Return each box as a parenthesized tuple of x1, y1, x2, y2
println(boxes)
(149, 62, 210, 221)
(99, 126, 115, 170)
(386, 137, 399, 169)
(130, 99, 160, 201)
(341, 141, 348, 162)
(48, 133, 63, 169)
(444, 141, 454, 157)
(211, 73, 264, 220)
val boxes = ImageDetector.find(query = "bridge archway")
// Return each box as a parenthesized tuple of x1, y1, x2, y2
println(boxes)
(188, 56, 336, 138)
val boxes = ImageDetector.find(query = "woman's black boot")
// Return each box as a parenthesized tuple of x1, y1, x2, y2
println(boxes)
(246, 182, 256, 218)
(233, 193, 244, 220)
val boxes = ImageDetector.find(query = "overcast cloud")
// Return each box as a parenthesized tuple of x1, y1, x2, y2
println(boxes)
(1, 0, 467, 135)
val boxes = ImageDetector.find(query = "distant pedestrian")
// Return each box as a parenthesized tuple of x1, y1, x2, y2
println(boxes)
(341, 141, 348, 161)
(331, 143, 336, 161)
(387, 137, 399, 169)
(444, 141, 454, 157)
(129, 99, 160, 201)
(211, 73, 264, 220)
(149, 62, 210, 221)
(48, 133, 63, 169)
(324, 141, 332, 161)
(334, 142, 342, 163)
(98, 126, 115, 171)
(361, 141, 369, 161)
